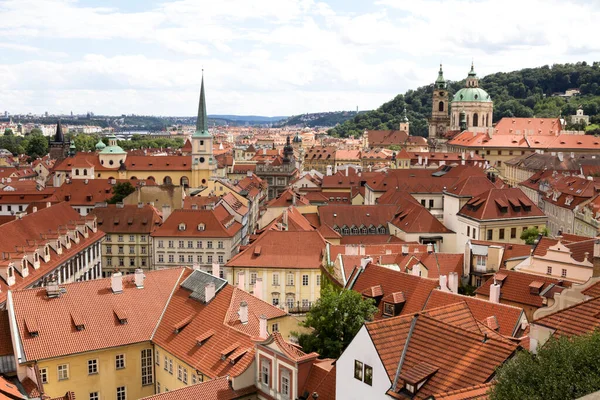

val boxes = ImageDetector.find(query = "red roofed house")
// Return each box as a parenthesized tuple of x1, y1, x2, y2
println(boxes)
(0, 202, 104, 307)
(226, 230, 327, 313)
(151, 207, 243, 273)
(90, 203, 162, 275)
(456, 187, 547, 253)
(336, 302, 517, 399)
(512, 236, 599, 284)
(475, 270, 573, 320)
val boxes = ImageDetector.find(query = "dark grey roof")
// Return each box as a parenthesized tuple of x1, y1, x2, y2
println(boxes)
(181, 269, 227, 303)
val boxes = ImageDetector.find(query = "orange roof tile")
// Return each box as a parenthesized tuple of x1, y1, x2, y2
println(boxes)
(0, 311, 13, 356)
(227, 231, 326, 270)
(11, 268, 186, 361)
(459, 188, 545, 221)
(424, 289, 525, 337)
(302, 360, 336, 400)
(348, 263, 438, 318)
(90, 204, 162, 234)
(475, 270, 573, 308)
(139, 376, 257, 400)
(151, 208, 241, 238)
(533, 296, 600, 337)
(434, 382, 494, 399)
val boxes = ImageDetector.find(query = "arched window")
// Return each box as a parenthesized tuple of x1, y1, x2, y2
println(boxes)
(360, 226, 368, 234)
(163, 176, 172, 185)
(147, 176, 155, 182)
(342, 227, 350, 235)
(438, 101, 444, 112)
(378, 226, 386, 234)
(75, 169, 80, 176)
(130, 176, 137, 180)
(368, 226, 377, 234)
(180, 176, 189, 188)
(351, 226, 359, 235)
(83, 169, 88, 176)
(473, 113, 479, 127)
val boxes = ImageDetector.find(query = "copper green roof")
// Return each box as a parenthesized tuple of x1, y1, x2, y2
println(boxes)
(193, 73, 211, 138)
(468, 62, 477, 77)
(100, 145, 127, 155)
(435, 64, 446, 88)
(452, 87, 491, 103)
(95, 139, 106, 150)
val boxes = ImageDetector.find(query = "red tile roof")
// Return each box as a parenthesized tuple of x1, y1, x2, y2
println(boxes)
(532, 236, 595, 263)
(0, 310, 13, 356)
(366, 130, 408, 146)
(0, 202, 105, 303)
(458, 188, 545, 221)
(475, 270, 573, 308)
(302, 360, 336, 400)
(424, 289, 525, 337)
(90, 204, 162, 234)
(533, 296, 600, 337)
(348, 263, 438, 318)
(434, 382, 494, 399)
(153, 271, 286, 379)
(396, 253, 463, 279)
(338, 235, 405, 244)
(0, 376, 25, 400)
(366, 310, 517, 399)
(139, 376, 257, 400)
(266, 188, 309, 208)
(227, 231, 326, 270)
(11, 268, 186, 361)
(151, 208, 241, 238)
(582, 280, 600, 298)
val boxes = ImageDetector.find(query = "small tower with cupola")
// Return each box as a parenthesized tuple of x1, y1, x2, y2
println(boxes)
(428, 64, 451, 139)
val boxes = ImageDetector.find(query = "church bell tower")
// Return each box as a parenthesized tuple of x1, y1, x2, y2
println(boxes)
(428, 64, 451, 139)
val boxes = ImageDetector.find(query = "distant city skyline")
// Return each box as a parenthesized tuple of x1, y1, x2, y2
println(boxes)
(1, 0, 599, 116)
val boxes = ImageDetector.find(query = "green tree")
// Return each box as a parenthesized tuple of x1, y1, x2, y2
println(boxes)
(107, 182, 136, 204)
(520, 227, 550, 245)
(491, 331, 600, 400)
(4, 128, 13, 136)
(25, 134, 48, 159)
(28, 128, 43, 136)
(296, 286, 378, 358)
(73, 134, 100, 152)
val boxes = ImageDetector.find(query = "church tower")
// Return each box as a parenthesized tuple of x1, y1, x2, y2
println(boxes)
(49, 120, 70, 161)
(428, 64, 451, 139)
(191, 72, 215, 187)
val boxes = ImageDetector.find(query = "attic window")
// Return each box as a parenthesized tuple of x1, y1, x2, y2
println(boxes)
(127, 218, 133, 225)
(383, 302, 395, 316)
(196, 329, 215, 346)
(178, 223, 186, 231)
(529, 281, 544, 295)
(114, 308, 128, 325)
(173, 315, 193, 334)
(399, 362, 439, 395)
(113, 217, 120, 225)
(254, 246, 262, 256)
(25, 317, 39, 337)
(197, 223, 205, 231)
(71, 312, 86, 331)
(228, 347, 248, 364)
(220, 342, 240, 360)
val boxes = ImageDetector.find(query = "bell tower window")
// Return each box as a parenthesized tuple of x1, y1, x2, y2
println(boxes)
(438, 101, 444, 112)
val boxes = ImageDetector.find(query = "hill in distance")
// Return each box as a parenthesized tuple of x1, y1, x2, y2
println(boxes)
(329, 61, 600, 138)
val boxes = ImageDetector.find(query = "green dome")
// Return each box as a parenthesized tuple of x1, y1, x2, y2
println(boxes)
(452, 87, 492, 103)
(100, 146, 127, 155)
(95, 139, 106, 150)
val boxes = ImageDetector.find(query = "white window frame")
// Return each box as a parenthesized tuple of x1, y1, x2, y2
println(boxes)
(58, 364, 69, 381)
(116, 386, 126, 400)
(115, 354, 125, 370)
(87, 359, 98, 375)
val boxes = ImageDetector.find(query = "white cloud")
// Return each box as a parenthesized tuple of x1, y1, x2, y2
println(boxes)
(1, 0, 600, 115)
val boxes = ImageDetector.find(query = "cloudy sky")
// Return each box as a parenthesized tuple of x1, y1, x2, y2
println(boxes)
(0, 0, 598, 117)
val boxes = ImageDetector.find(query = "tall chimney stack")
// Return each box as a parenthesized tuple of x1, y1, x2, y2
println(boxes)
(490, 281, 501, 303)
(254, 278, 263, 300)
(238, 301, 248, 325)
(439, 275, 449, 292)
(212, 263, 220, 278)
(111, 272, 123, 293)
(134, 268, 144, 288)
(259, 314, 268, 339)
(205, 282, 216, 303)
(448, 272, 459, 294)
(237, 272, 245, 291)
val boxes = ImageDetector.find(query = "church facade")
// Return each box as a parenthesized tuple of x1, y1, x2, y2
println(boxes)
(429, 63, 494, 139)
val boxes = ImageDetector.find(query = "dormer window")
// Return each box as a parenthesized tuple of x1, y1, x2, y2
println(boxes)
(383, 302, 394, 316)
(399, 362, 438, 396)
(178, 223, 186, 231)
(197, 223, 205, 231)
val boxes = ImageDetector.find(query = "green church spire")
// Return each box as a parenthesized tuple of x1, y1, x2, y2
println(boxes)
(194, 71, 210, 137)
(435, 63, 446, 89)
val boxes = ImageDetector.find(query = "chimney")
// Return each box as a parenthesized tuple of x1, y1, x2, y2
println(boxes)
(448, 272, 459, 294)
(345, 168, 349, 177)
(489, 281, 501, 303)
(238, 301, 248, 324)
(46, 276, 61, 298)
(427, 243, 434, 254)
(205, 282, 216, 303)
(259, 314, 268, 339)
(162, 204, 171, 221)
(247, 170, 252, 177)
(111, 272, 123, 293)
(418, 154, 422, 164)
(32, 206, 37, 213)
(360, 256, 373, 270)
(212, 263, 220, 278)
(237, 272, 245, 290)
(134, 268, 144, 288)
(254, 278, 263, 300)
(402, 244, 408, 255)
(137, 202, 143, 208)
(46, 201, 51, 208)
(439, 275, 449, 292)
(326, 165, 333, 176)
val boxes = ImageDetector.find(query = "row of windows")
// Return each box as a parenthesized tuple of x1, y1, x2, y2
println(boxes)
(0, 204, 24, 212)
(88, 387, 126, 400)
(156, 350, 203, 387)
(547, 266, 568, 278)
(157, 240, 223, 249)
(157, 254, 224, 264)
(40, 350, 153, 390)
(105, 245, 147, 254)
(333, 225, 387, 235)
(106, 257, 148, 267)
(106, 235, 147, 242)
(260, 360, 291, 397)
(243, 272, 321, 287)
(484, 226, 539, 241)
(354, 360, 373, 386)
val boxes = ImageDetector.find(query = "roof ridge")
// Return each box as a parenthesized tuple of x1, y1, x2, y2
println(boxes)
(151, 267, 187, 340)
(430, 289, 525, 311)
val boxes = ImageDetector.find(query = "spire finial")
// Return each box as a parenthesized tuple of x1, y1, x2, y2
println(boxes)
(195, 71, 208, 134)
